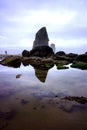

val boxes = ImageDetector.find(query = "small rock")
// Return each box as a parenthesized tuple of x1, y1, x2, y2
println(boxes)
(22, 50, 30, 57)
(16, 74, 22, 78)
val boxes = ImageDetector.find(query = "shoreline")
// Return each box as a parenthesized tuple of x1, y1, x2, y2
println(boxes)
(0, 54, 21, 58)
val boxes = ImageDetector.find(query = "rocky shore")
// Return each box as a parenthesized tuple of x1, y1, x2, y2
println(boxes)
(0, 52, 87, 70)
(0, 27, 87, 70)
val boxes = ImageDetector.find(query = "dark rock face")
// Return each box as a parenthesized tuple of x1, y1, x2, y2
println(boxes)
(56, 51, 66, 56)
(54, 52, 78, 62)
(30, 46, 54, 57)
(75, 54, 87, 62)
(54, 55, 71, 62)
(54, 51, 71, 62)
(22, 58, 30, 66)
(65, 53, 78, 61)
(33, 27, 49, 49)
(22, 50, 30, 57)
(7, 57, 21, 68)
(71, 54, 87, 70)
(66, 53, 78, 58)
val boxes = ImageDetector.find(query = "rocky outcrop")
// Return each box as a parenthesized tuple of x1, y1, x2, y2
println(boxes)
(54, 52, 78, 63)
(71, 62, 87, 70)
(66, 53, 78, 58)
(65, 53, 78, 62)
(22, 50, 30, 57)
(0, 56, 21, 68)
(22, 27, 54, 58)
(30, 46, 54, 57)
(74, 54, 87, 62)
(54, 51, 71, 62)
(70, 54, 87, 70)
(55, 51, 66, 56)
(33, 27, 49, 49)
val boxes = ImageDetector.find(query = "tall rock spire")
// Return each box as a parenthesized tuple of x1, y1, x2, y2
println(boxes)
(33, 27, 49, 49)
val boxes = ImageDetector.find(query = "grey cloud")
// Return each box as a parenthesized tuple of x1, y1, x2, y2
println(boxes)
(0, 0, 87, 50)
(49, 26, 87, 39)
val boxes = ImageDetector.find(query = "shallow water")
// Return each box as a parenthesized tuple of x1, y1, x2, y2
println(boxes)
(0, 63, 87, 130)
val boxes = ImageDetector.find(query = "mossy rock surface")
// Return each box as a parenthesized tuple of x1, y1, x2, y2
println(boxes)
(56, 64, 69, 70)
(71, 62, 87, 70)
(45, 63, 54, 68)
(4, 58, 12, 64)
(0, 56, 21, 68)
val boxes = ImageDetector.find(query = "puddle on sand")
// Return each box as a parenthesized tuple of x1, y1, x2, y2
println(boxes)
(0, 64, 87, 130)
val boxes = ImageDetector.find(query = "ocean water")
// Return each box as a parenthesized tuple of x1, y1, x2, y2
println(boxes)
(0, 46, 86, 55)
(0, 63, 87, 130)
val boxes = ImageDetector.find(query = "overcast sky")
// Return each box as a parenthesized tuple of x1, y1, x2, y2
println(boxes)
(0, 0, 87, 53)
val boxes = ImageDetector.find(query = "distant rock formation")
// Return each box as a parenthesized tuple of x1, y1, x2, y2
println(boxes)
(33, 27, 49, 49)
(50, 43, 55, 53)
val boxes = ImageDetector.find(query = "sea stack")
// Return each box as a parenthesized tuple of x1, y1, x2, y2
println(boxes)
(30, 27, 54, 57)
(33, 27, 49, 49)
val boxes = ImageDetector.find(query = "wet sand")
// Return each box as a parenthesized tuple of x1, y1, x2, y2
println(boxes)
(0, 63, 87, 130)
(0, 95, 87, 130)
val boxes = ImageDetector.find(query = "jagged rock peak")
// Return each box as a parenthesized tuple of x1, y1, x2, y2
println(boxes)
(33, 27, 49, 49)
(35, 27, 49, 40)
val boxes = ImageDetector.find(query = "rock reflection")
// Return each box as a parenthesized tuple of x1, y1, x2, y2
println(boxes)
(34, 68, 48, 82)
(22, 58, 54, 82)
(32, 64, 54, 82)
(16, 74, 22, 78)
(22, 58, 30, 66)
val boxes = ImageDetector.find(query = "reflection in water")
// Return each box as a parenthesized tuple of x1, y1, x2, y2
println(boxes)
(0, 64, 87, 130)
(30, 62, 54, 82)
(16, 74, 22, 78)
(22, 59, 29, 66)
(21, 57, 54, 82)
(34, 68, 48, 82)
